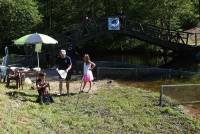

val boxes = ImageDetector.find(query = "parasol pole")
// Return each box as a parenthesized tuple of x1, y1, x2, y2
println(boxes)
(37, 52, 40, 68)
(35, 43, 42, 68)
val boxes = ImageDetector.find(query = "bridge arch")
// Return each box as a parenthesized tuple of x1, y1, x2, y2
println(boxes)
(60, 20, 200, 56)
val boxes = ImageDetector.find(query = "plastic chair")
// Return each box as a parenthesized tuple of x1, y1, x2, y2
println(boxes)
(6, 68, 23, 89)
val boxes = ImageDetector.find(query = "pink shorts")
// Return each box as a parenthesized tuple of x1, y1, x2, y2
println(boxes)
(83, 74, 93, 82)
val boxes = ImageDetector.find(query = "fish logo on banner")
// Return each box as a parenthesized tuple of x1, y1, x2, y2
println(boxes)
(108, 17, 120, 31)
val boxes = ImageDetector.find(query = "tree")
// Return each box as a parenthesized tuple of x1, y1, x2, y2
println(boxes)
(38, 0, 132, 34)
(127, 0, 198, 30)
(0, 0, 42, 45)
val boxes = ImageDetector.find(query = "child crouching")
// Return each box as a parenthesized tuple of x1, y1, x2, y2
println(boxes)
(36, 72, 54, 104)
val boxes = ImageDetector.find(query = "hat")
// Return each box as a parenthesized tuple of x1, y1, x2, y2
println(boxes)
(60, 49, 66, 55)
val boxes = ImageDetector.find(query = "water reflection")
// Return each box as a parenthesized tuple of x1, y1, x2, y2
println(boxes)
(93, 53, 171, 67)
(94, 53, 200, 72)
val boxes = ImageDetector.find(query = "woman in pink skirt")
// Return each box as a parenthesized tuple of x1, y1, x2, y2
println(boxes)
(80, 54, 96, 93)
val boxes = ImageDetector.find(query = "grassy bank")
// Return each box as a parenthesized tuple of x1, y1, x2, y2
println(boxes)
(0, 83, 199, 133)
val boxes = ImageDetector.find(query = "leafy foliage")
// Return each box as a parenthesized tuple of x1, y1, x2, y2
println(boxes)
(0, 0, 42, 44)
(37, 0, 199, 49)
(38, 0, 199, 32)
(0, 0, 200, 50)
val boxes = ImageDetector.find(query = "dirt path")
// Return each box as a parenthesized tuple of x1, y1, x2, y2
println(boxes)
(25, 69, 120, 94)
(48, 80, 120, 94)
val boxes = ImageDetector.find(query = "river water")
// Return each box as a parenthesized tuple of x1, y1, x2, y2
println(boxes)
(93, 53, 200, 71)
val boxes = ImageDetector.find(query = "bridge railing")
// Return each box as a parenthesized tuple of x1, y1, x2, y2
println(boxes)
(127, 21, 200, 46)
(184, 33, 200, 46)
(76, 18, 200, 47)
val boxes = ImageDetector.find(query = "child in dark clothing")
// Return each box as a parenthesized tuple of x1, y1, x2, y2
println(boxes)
(36, 72, 54, 104)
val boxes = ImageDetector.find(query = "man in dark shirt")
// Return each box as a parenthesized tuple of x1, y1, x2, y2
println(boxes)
(57, 49, 72, 95)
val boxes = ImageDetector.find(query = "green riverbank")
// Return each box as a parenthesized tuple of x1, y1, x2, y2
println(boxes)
(0, 82, 199, 133)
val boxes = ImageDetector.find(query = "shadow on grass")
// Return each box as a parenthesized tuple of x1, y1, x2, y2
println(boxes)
(6, 85, 19, 89)
(7, 91, 37, 97)
(6, 91, 37, 103)
(6, 91, 80, 103)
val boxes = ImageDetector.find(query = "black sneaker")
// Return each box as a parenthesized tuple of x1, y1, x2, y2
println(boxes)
(79, 90, 84, 93)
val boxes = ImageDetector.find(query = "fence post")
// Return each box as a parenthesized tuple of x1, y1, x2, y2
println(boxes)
(195, 33, 197, 46)
(186, 33, 189, 45)
(159, 85, 164, 107)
